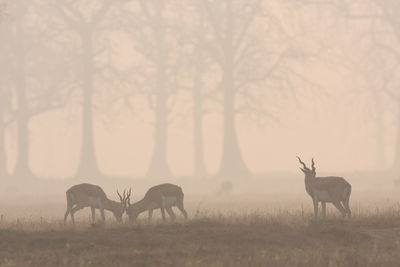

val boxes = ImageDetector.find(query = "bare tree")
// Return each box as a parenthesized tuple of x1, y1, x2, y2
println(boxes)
(357, 52, 392, 168)
(54, 0, 114, 178)
(190, 24, 213, 178)
(5, 0, 70, 178)
(0, 1, 11, 178)
(10, 0, 31, 178)
(343, 0, 400, 170)
(123, 0, 184, 178)
(183, 2, 217, 178)
(200, 0, 303, 178)
(0, 81, 12, 179)
(371, 1, 400, 170)
(0, 88, 8, 178)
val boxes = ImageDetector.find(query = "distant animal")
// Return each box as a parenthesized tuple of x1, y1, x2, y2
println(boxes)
(216, 181, 233, 196)
(64, 183, 128, 225)
(297, 157, 351, 218)
(124, 183, 188, 222)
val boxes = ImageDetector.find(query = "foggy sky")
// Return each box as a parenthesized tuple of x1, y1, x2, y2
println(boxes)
(1, 0, 399, 178)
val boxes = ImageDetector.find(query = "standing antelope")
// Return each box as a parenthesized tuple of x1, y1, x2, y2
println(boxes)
(64, 183, 128, 225)
(125, 183, 188, 222)
(297, 157, 351, 218)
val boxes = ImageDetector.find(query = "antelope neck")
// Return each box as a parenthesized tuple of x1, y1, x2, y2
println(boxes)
(304, 176, 316, 196)
(103, 199, 119, 210)
(132, 199, 147, 211)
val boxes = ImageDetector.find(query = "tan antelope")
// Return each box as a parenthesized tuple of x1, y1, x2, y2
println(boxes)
(64, 183, 128, 225)
(124, 183, 188, 222)
(297, 157, 351, 218)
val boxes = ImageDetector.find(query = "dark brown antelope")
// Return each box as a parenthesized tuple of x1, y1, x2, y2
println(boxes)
(297, 157, 351, 218)
(64, 183, 128, 225)
(124, 183, 188, 222)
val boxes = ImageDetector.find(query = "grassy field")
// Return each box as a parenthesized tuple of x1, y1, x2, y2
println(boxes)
(1, 175, 400, 266)
(1, 211, 400, 267)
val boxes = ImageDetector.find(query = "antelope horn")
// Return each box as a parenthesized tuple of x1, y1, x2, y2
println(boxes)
(297, 156, 308, 170)
(311, 158, 315, 171)
(117, 189, 123, 202)
(126, 188, 132, 206)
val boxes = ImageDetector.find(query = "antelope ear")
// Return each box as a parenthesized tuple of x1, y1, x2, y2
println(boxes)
(300, 168, 306, 173)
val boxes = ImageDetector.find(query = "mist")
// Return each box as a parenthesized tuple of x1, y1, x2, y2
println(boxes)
(1, 1, 398, 178)
(1, 0, 400, 203)
(3, 0, 400, 266)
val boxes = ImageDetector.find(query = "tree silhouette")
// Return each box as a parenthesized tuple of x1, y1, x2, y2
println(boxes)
(200, 0, 304, 178)
(182, 2, 218, 178)
(189, 19, 213, 178)
(55, 0, 114, 178)
(371, 1, 400, 170)
(0, 75, 12, 179)
(6, 0, 70, 178)
(343, 0, 400, 169)
(357, 52, 392, 168)
(123, 0, 185, 178)
(0, 1, 11, 178)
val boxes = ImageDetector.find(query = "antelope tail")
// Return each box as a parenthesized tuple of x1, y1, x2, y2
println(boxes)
(178, 187, 184, 198)
(344, 185, 352, 201)
(66, 191, 75, 207)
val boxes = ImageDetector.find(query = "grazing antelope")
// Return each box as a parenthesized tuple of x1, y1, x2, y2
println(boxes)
(297, 157, 352, 218)
(125, 183, 188, 222)
(64, 183, 128, 225)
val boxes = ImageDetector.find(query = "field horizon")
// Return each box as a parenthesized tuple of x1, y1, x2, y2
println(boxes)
(2, 212, 400, 267)
(1, 172, 400, 266)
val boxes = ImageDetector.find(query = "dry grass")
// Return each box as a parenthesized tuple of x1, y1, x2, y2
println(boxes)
(1, 176, 400, 266)
(1, 211, 400, 267)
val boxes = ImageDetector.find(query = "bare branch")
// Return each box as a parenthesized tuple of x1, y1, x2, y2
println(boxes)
(233, 0, 261, 50)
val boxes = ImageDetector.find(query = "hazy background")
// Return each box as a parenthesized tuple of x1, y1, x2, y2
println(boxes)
(1, 0, 400, 214)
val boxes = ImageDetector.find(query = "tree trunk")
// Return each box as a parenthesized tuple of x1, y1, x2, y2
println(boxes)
(392, 102, 400, 170)
(374, 92, 385, 168)
(146, 52, 171, 178)
(217, 2, 250, 178)
(14, 84, 31, 178)
(218, 57, 251, 178)
(13, 15, 33, 179)
(146, 17, 172, 179)
(193, 61, 207, 178)
(0, 92, 8, 179)
(146, 102, 171, 178)
(75, 33, 101, 178)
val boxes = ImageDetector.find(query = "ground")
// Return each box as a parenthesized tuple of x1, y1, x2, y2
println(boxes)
(1, 214, 400, 267)
(1, 174, 400, 266)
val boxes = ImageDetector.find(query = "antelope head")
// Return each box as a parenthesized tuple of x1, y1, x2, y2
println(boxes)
(127, 204, 141, 222)
(122, 188, 144, 222)
(297, 156, 316, 179)
(116, 188, 131, 221)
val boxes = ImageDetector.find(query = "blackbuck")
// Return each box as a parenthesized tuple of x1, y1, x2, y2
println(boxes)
(297, 157, 352, 218)
(64, 183, 128, 225)
(124, 183, 188, 222)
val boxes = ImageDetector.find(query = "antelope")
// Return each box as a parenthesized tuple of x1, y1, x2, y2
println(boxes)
(63, 183, 128, 225)
(124, 183, 188, 222)
(297, 157, 351, 218)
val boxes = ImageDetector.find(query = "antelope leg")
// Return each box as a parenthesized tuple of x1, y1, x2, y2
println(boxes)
(177, 197, 188, 220)
(148, 209, 153, 223)
(321, 202, 326, 218)
(166, 207, 176, 221)
(332, 201, 346, 217)
(313, 197, 319, 217)
(91, 207, 96, 224)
